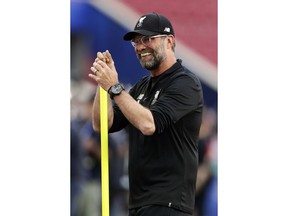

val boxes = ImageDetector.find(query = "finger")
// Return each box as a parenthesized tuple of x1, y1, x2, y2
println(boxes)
(97, 51, 105, 62)
(88, 73, 100, 85)
(96, 60, 109, 69)
(104, 50, 113, 63)
(88, 73, 96, 79)
(102, 50, 109, 63)
(88, 73, 97, 81)
(90, 67, 97, 74)
(94, 57, 99, 62)
(92, 62, 102, 71)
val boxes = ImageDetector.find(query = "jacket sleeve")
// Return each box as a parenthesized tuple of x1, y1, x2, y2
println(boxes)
(150, 75, 203, 134)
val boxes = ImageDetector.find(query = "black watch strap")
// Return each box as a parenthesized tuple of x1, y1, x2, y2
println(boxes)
(108, 83, 124, 99)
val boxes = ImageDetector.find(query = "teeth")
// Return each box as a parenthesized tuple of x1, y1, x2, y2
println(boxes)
(141, 53, 151, 57)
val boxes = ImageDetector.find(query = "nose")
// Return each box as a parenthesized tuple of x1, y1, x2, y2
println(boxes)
(135, 43, 147, 51)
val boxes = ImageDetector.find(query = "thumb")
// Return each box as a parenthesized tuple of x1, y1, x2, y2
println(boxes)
(104, 50, 113, 63)
(104, 50, 115, 70)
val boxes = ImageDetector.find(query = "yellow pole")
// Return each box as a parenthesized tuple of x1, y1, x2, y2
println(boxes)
(100, 86, 109, 216)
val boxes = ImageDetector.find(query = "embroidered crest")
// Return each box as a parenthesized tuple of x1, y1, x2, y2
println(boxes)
(151, 90, 161, 105)
(137, 93, 144, 103)
(137, 16, 146, 27)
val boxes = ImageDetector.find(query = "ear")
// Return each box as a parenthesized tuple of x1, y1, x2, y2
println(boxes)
(167, 35, 175, 50)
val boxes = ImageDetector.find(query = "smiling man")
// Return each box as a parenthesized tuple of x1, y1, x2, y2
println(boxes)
(89, 12, 204, 216)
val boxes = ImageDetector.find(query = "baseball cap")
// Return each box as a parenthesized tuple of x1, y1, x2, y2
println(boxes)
(123, 12, 175, 41)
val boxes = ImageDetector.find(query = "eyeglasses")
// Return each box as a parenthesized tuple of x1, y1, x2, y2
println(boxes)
(131, 35, 168, 47)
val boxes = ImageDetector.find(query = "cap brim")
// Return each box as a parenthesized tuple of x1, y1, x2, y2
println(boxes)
(123, 30, 159, 41)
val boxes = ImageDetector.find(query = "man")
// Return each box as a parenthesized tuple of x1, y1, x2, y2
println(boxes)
(89, 12, 203, 216)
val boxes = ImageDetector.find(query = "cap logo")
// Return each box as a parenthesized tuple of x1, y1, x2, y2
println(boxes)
(164, 27, 171, 33)
(137, 16, 146, 27)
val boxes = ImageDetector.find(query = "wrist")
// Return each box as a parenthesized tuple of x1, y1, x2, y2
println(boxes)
(108, 83, 125, 99)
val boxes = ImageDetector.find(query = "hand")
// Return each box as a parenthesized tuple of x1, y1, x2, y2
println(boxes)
(102, 50, 116, 71)
(89, 50, 119, 91)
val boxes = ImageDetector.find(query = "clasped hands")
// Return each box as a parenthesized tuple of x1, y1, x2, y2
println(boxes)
(89, 50, 119, 91)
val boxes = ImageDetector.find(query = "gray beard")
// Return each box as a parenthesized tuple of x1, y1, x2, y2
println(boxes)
(139, 51, 166, 71)
(138, 40, 167, 71)
(140, 53, 162, 71)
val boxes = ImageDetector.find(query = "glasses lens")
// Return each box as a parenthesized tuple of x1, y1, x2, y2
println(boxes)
(141, 36, 151, 46)
(131, 35, 158, 47)
(131, 37, 141, 47)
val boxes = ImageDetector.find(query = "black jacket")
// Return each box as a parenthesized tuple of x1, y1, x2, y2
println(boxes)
(109, 59, 203, 214)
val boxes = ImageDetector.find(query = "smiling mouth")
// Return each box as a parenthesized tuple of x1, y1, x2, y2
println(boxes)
(140, 52, 151, 57)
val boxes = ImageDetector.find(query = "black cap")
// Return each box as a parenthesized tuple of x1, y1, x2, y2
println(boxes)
(123, 12, 175, 41)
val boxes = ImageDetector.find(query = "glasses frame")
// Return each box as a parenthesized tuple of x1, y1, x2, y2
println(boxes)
(131, 34, 168, 48)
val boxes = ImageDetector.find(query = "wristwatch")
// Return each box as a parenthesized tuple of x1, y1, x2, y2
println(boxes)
(108, 83, 125, 99)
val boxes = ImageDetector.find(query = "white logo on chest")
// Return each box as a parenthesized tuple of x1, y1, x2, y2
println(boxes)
(151, 90, 161, 105)
(136, 93, 144, 103)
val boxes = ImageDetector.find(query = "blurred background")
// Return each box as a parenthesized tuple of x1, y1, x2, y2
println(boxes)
(70, 0, 217, 216)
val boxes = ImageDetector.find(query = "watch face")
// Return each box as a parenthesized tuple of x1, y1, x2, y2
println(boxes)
(112, 84, 123, 94)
